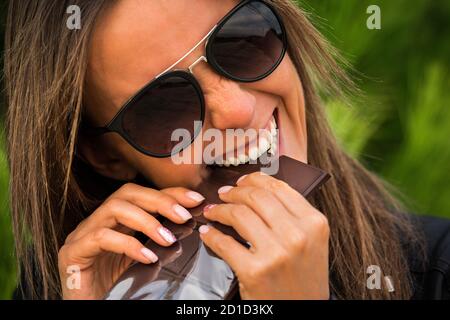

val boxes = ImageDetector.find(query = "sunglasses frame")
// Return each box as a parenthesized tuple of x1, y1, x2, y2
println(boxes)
(83, 0, 287, 158)
(206, 0, 288, 83)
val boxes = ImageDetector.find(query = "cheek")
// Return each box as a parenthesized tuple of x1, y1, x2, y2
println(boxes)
(133, 154, 206, 189)
(252, 53, 302, 100)
(272, 55, 306, 120)
(275, 55, 302, 94)
(129, 134, 209, 189)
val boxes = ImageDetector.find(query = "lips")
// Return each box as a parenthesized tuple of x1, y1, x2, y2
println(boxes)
(211, 114, 279, 167)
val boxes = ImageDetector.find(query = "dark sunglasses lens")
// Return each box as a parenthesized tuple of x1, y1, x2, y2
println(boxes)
(210, 1, 285, 81)
(122, 75, 203, 156)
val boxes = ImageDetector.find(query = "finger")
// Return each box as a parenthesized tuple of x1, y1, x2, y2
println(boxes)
(110, 183, 197, 224)
(203, 203, 275, 250)
(71, 199, 178, 246)
(236, 172, 313, 218)
(198, 225, 253, 275)
(161, 187, 205, 208)
(62, 228, 159, 265)
(217, 185, 295, 235)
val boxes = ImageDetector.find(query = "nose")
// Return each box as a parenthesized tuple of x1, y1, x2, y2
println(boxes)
(191, 61, 256, 130)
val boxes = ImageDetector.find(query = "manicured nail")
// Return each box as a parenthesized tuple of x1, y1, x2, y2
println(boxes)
(218, 186, 233, 194)
(199, 225, 210, 234)
(203, 204, 217, 213)
(158, 226, 177, 244)
(141, 247, 158, 263)
(186, 191, 205, 202)
(173, 204, 192, 221)
(237, 174, 247, 184)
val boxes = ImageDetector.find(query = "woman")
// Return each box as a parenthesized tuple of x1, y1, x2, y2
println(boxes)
(4, 0, 450, 300)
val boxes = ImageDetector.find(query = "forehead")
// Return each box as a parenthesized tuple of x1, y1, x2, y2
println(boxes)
(87, 0, 238, 112)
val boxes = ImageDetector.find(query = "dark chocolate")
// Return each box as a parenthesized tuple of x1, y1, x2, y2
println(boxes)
(189, 156, 330, 244)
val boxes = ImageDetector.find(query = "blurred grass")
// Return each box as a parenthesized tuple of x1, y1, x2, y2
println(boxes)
(0, 0, 16, 300)
(0, 0, 449, 299)
(0, 131, 15, 299)
(382, 64, 450, 216)
(306, 0, 450, 217)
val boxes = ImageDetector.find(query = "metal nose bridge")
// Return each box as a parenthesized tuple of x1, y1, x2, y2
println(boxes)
(188, 55, 208, 74)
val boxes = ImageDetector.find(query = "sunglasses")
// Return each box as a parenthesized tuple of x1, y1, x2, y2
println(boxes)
(84, 0, 287, 158)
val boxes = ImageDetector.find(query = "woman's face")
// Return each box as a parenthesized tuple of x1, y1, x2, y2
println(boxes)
(82, 0, 307, 189)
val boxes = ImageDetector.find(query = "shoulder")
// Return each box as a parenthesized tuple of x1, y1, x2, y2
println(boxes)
(415, 215, 450, 248)
(407, 214, 450, 299)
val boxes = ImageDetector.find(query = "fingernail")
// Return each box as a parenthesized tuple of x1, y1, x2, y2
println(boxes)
(218, 186, 233, 194)
(237, 174, 247, 184)
(173, 204, 192, 221)
(158, 226, 177, 244)
(199, 225, 210, 234)
(203, 204, 217, 213)
(141, 247, 158, 263)
(186, 191, 205, 202)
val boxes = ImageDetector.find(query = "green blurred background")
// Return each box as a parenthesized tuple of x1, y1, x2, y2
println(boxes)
(0, 0, 449, 299)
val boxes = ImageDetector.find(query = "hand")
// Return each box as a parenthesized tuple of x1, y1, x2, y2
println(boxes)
(200, 172, 330, 300)
(58, 183, 204, 299)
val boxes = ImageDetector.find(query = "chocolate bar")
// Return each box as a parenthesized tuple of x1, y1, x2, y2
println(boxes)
(188, 156, 330, 244)
(104, 156, 330, 300)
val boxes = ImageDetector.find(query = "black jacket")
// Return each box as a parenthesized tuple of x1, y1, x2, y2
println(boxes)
(409, 215, 450, 299)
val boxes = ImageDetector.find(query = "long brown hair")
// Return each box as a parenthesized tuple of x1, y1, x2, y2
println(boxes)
(4, 0, 420, 299)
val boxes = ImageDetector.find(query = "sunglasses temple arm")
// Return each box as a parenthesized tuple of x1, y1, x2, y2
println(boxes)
(155, 24, 218, 79)
(81, 125, 111, 136)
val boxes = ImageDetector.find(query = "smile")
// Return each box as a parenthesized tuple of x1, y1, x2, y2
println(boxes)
(210, 112, 279, 167)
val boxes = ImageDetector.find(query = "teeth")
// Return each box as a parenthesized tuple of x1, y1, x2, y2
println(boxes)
(267, 130, 274, 144)
(212, 116, 278, 166)
(238, 154, 250, 164)
(269, 129, 278, 155)
(269, 142, 277, 155)
(249, 146, 259, 161)
(229, 157, 239, 166)
(270, 117, 276, 130)
(271, 128, 277, 138)
(257, 137, 270, 156)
